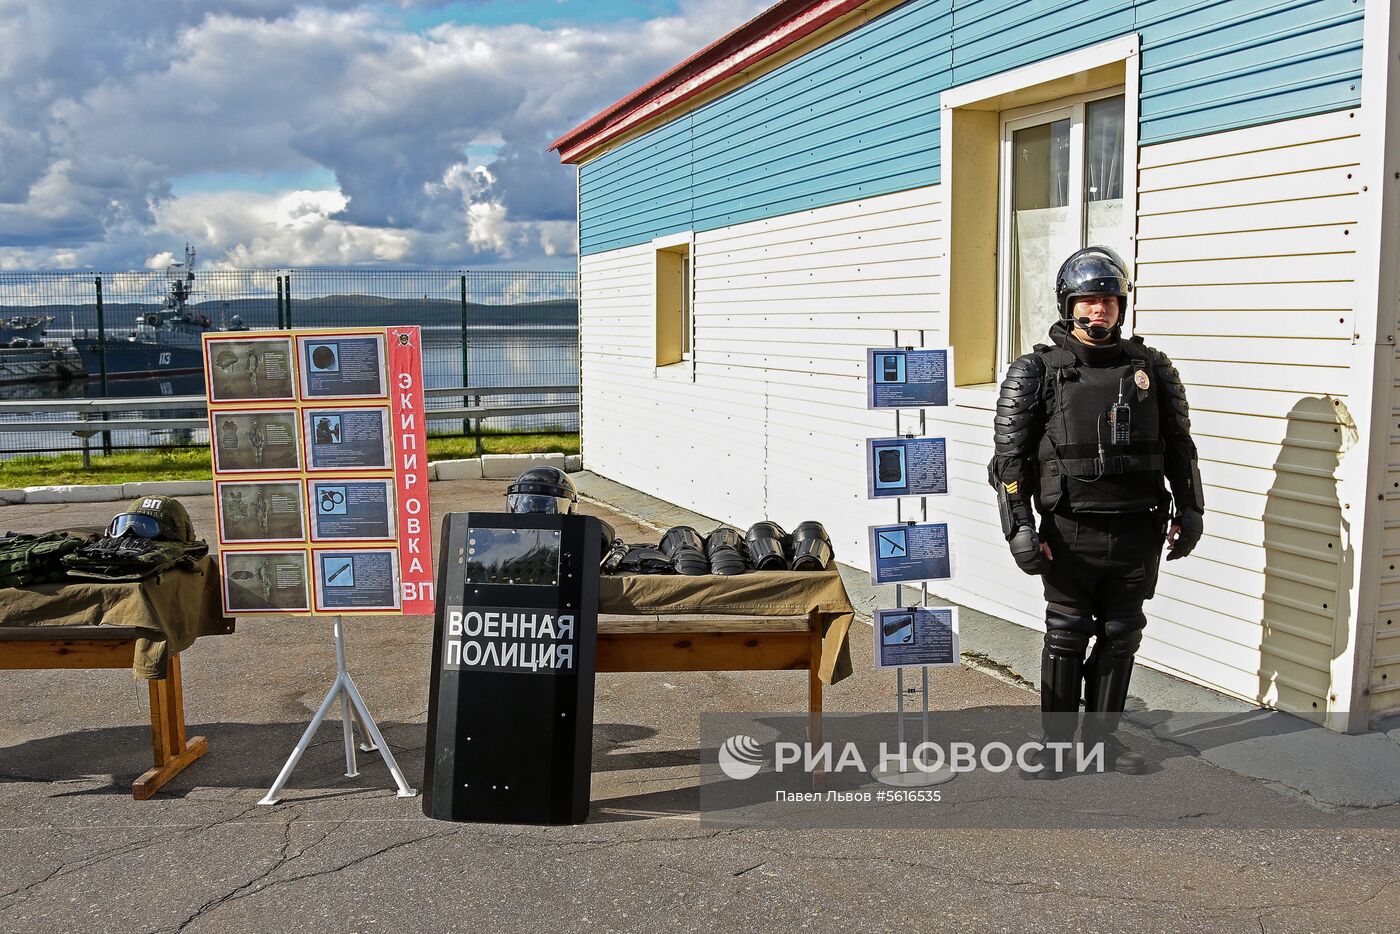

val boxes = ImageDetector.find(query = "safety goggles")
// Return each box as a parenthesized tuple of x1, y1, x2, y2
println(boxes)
(107, 513, 163, 539)
(506, 493, 575, 515)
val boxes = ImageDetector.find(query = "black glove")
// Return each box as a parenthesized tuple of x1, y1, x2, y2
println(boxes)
(1009, 525, 1049, 575)
(1167, 509, 1203, 561)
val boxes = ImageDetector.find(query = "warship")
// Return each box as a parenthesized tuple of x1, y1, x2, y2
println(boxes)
(72, 245, 218, 380)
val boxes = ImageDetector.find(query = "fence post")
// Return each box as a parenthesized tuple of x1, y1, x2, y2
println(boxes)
(284, 271, 292, 328)
(94, 275, 111, 455)
(460, 274, 470, 439)
(276, 275, 284, 328)
(473, 393, 483, 457)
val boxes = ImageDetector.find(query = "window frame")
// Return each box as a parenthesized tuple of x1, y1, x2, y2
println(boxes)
(651, 230, 695, 378)
(937, 33, 1140, 401)
(996, 86, 1127, 372)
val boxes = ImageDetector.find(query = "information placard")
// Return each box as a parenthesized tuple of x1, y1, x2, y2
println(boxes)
(312, 548, 401, 612)
(866, 436, 949, 499)
(875, 607, 960, 669)
(308, 478, 395, 541)
(868, 522, 953, 585)
(867, 348, 953, 409)
(216, 480, 307, 543)
(303, 407, 391, 471)
(211, 409, 301, 473)
(221, 550, 311, 613)
(207, 336, 296, 403)
(298, 333, 387, 399)
(205, 326, 433, 616)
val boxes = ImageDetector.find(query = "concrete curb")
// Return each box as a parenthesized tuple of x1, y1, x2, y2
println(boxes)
(481, 452, 565, 479)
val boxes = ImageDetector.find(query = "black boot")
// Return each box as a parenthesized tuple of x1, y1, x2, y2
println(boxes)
(1083, 618, 1146, 775)
(1024, 620, 1091, 780)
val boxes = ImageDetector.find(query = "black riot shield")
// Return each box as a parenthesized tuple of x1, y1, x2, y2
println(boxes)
(423, 511, 601, 824)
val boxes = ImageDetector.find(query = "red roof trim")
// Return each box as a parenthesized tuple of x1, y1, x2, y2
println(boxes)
(550, 0, 871, 164)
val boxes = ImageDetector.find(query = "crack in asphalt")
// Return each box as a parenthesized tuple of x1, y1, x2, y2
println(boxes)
(171, 807, 305, 934)
(0, 800, 270, 914)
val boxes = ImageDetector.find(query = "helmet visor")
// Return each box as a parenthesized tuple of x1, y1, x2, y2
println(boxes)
(108, 513, 162, 539)
(507, 493, 575, 515)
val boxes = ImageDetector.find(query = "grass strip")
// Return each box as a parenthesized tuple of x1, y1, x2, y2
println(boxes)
(0, 432, 579, 487)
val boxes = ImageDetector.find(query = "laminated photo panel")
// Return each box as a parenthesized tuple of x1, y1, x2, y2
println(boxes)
(221, 549, 311, 614)
(307, 478, 396, 542)
(210, 409, 302, 474)
(866, 347, 954, 409)
(215, 480, 307, 544)
(865, 436, 950, 499)
(297, 332, 387, 399)
(874, 607, 960, 669)
(868, 522, 954, 585)
(204, 335, 296, 403)
(302, 406, 391, 471)
(312, 547, 402, 613)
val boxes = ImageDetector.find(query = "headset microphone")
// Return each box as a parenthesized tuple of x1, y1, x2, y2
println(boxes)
(1075, 316, 1113, 340)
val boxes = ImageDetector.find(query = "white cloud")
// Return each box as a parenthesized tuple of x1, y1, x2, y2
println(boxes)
(0, 0, 771, 269)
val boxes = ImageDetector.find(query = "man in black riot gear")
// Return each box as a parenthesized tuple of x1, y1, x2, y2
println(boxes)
(989, 246, 1205, 775)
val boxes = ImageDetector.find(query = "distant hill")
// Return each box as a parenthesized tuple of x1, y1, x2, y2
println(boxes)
(3, 295, 577, 332)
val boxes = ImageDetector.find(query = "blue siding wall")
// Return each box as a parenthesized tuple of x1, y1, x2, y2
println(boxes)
(579, 0, 1364, 256)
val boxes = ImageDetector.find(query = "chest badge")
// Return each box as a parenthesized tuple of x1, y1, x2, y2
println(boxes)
(1134, 370, 1150, 391)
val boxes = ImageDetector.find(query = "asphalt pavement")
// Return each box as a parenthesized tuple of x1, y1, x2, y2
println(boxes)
(2, 478, 1399, 933)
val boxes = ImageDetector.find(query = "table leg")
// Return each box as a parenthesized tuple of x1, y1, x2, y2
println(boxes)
(133, 655, 208, 800)
(809, 614, 825, 790)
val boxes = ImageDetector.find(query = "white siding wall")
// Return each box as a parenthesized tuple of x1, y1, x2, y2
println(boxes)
(581, 186, 946, 565)
(1133, 109, 1363, 716)
(579, 109, 1366, 717)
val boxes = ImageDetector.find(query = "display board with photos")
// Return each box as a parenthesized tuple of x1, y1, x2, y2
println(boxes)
(204, 327, 434, 617)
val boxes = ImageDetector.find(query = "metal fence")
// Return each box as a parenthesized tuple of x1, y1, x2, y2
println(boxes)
(0, 268, 578, 456)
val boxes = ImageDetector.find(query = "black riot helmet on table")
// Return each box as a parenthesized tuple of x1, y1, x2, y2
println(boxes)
(506, 467, 577, 516)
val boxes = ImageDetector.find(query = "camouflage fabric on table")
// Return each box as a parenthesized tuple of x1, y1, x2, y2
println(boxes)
(63, 536, 209, 582)
(0, 531, 94, 589)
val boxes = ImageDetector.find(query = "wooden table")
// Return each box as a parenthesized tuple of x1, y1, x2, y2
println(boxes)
(1, 625, 208, 799)
(596, 611, 823, 749)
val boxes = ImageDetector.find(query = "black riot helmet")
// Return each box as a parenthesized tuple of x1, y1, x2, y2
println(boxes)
(506, 466, 578, 515)
(1055, 246, 1133, 339)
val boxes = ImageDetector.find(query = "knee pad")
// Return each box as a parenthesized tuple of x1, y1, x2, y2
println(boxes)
(1097, 627, 1143, 660)
(1044, 628, 1090, 658)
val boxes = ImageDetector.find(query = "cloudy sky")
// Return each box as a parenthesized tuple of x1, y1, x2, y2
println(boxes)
(0, 0, 770, 272)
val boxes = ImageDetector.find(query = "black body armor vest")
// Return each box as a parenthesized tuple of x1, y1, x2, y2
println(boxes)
(1036, 336, 1168, 514)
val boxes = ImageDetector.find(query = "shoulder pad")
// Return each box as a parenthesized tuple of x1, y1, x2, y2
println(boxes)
(1006, 352, 1046, 380)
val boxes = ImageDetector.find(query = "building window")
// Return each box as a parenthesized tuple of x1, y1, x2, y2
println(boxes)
(654, 240, 691, 367)
(940, 34, 1138, 389)
(1000, 91, 1127, 364)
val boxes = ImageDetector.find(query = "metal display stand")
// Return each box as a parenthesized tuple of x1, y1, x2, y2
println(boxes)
(871, 329, 955, 788)
(259, 616, 418, 805)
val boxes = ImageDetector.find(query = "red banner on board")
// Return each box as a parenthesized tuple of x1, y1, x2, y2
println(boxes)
(387, 326, 434, 614)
